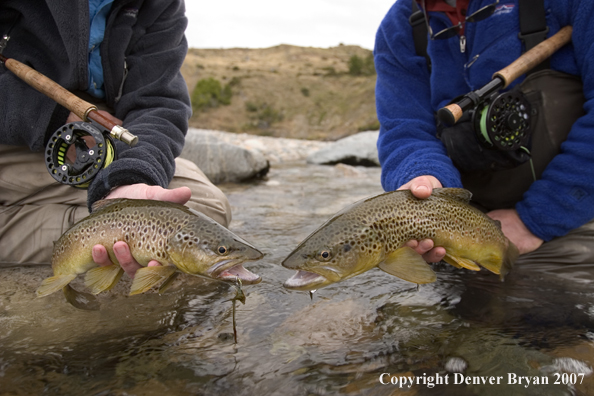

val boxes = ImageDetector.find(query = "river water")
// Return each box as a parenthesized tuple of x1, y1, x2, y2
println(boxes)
(1, 162, 593, 395)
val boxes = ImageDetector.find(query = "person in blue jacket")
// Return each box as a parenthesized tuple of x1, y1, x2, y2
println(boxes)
(0, 1, 231, 275)
(374, 0, 594, 264)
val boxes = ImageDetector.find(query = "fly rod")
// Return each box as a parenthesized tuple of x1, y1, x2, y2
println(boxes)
(438, 26, 573, 126)
(0, 52, 137, 146)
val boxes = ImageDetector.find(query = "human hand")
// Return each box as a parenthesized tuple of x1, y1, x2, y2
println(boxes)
(398, 176, 446, 262)
(93, 241, 161, 278)
(105, 184, 191, 204)
(487, 209, 543, 255)
(92, 184, 192, 276)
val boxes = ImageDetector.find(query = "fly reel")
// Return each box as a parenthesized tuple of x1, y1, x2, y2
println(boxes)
(45, 122, 116, 189)
(472, 90, 532, 151)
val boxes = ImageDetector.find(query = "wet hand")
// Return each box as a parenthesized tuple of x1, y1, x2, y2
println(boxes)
(398, 176, 446, 262)
(398, 175, 442, 199)
(93, 242, 161, 278)
(487, 209, 543, 255)
(105, 184, 191, 205)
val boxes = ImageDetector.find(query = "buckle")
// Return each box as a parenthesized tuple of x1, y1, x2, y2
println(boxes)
(518, 26, 550, 51)
(409, 10, 426, 27)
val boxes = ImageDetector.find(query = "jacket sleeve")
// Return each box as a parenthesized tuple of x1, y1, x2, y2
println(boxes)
(86, 0, 192, 208)
(516, 2, 594, 241)
(374, 1, 462, 193)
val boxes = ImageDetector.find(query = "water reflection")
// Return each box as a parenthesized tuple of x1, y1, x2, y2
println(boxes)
(1, 162, 593, 395)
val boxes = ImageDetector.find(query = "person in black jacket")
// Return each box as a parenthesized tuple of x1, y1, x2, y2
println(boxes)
(0, 0, 231, 275)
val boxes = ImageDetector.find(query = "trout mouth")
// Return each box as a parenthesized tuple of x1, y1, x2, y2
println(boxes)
(209, 259, 262, 285)
(283, 270, 329, 291)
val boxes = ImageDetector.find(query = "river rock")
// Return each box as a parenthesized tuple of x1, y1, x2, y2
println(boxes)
(306, 130, 380, 167)
(181, 129, 270, 184)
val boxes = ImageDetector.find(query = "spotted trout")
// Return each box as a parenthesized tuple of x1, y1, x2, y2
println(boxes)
(282, 188, 518, 291)
(36, 199, 263, 309)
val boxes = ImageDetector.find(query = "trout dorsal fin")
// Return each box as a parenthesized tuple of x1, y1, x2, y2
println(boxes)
(91, 198, 128, 213)
(493, 219, 502, 230)
(432, 188, 472, 204)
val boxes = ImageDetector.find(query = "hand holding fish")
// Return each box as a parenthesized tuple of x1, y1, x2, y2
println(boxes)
(398, 175, 446, 263)
(487, 209, 543, 255)
(92, 241, 159, 279)
(91, 184, 193, 277)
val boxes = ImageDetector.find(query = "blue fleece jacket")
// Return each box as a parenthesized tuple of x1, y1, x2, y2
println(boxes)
(375, 0, 594, 241)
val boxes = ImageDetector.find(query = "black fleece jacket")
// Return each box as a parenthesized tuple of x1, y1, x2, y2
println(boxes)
(0, 0, 192, 208)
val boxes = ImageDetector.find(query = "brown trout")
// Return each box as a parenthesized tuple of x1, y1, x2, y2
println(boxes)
(282, 188, 518, 291)
(36, 199, 263, 309)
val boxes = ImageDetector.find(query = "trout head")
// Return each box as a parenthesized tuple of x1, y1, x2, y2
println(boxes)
(166, 215, 263, 285)
(282, 217, 381, 291)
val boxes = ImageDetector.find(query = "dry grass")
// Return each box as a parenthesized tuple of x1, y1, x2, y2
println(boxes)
(182, 44, 378, 141)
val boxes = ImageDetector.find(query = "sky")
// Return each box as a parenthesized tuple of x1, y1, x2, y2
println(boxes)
(184, 0, 397, 50)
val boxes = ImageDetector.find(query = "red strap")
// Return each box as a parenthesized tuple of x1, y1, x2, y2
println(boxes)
(421, 0, 471, 33)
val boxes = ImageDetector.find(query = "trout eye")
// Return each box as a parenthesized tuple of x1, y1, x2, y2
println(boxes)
(316, 249, 332, 262)
(217, 246, 228, 255)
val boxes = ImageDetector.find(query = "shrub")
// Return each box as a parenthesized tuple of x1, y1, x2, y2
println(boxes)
(348, 54, 376, 76)
(191, 77, 233, 112)
(244, 102, 284, 129)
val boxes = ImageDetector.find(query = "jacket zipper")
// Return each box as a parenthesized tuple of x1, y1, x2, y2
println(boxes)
(114, 59, 128, 103)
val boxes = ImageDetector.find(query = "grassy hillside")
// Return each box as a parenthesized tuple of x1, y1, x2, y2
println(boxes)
(181, 44, 378, 141)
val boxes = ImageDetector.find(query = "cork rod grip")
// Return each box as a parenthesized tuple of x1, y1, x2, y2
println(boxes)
(494, 26, 573, 88)
(2, 56, 97, 120)
(438, 103, 464, 125)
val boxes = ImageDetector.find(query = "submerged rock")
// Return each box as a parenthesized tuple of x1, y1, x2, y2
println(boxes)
(181, 129, 270, 184)
(306, 131, 380, 167)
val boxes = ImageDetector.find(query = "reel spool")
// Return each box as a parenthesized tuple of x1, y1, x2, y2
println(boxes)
(472, 91, 532, 151)
(45, 122, 116, 189)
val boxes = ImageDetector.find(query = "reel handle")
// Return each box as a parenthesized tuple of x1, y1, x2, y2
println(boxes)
(437, 26, 573, 125)
(0, 54, 138, 146)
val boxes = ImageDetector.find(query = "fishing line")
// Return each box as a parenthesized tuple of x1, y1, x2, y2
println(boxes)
(520, 146, 537, 182)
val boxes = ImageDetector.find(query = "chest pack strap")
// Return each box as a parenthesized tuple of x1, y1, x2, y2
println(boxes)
(409, 0, 549, 73)
(518, 0, 550, 72)
(409, 0, 432, 71)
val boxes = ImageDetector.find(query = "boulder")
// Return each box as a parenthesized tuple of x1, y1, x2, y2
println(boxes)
(306, 131, 380, 167)
(180, 129, 269, 184)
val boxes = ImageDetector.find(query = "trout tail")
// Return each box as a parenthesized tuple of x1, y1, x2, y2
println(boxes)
(36, 274, 100, 310)
(63, 284, 100, 311)
(499, 242, 519, 280)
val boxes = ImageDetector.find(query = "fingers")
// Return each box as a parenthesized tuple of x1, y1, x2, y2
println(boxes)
(398, 176, 443, 199)
(113, 241, 143, 278)
(92, 242, 163, 279)
(105, 184, 192, 205)
(405, 239, 447, 263)
(92, 245, 113, 267)
(422, 246, 446, 263)
(145, 185, 192, 205)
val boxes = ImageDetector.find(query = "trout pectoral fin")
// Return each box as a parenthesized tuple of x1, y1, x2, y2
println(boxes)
(444, 253, 481, 271)
(36, 274, 77, 297)
(158, 271, 180, 295)
(63, 284, 100, 311)
(130, 266, 177, 296)
(84, 265, 125, 294)
(378, 247, 437, 284)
